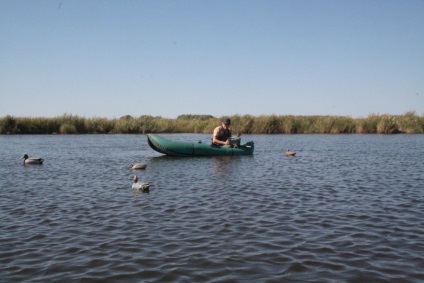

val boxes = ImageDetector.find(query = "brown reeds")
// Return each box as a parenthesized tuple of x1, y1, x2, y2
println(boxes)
(1, 112, 423, 135)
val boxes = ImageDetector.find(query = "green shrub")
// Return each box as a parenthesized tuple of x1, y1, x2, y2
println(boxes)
(60, 123, 77, 134)
(377, 115, 399, 134)
(396, 111, 424, 134)
(0, 115, 17, 134)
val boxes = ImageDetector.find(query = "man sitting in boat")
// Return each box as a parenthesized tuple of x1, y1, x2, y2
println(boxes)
(212, 118, 232, 147)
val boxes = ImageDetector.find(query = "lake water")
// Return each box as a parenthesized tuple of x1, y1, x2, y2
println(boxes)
(1, 134, 423, 282)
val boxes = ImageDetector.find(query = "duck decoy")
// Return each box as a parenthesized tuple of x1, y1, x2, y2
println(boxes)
(132, 175, 150, 192)
(22, 154, 44, 165)
(285, 149, 296, 156)
(129, 163, 147, 170)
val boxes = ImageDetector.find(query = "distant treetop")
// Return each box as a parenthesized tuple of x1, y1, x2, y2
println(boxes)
(177, 114, 215, 120)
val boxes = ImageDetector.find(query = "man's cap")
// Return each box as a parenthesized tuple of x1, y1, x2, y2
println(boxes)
(223, 118, 231, 125)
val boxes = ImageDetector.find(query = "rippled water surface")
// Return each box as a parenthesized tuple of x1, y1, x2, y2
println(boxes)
(1, 134, 423, 282)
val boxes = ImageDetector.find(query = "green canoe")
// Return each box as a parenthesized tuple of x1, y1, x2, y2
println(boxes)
(147, 134, 254, 157)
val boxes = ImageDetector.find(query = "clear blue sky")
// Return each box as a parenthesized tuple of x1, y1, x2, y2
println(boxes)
(1, 0, 423, 118)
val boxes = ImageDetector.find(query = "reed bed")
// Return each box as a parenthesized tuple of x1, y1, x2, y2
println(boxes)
(1, 112, 423, 134)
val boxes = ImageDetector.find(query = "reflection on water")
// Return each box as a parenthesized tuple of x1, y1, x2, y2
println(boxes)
(0, 134, 423, 282)
(210, 156, 239, 177)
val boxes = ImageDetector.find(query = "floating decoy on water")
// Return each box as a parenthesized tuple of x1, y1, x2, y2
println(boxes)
(21, 154, 44, 165)
(285, 149, 296, 156)
(132, 175, 150, 192)
(129, 163, 147, 170)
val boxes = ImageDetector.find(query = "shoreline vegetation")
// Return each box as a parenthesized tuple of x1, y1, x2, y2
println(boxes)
(1, 112, 423, 135)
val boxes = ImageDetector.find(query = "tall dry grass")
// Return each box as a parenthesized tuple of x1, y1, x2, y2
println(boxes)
(1, 112, 423, 134)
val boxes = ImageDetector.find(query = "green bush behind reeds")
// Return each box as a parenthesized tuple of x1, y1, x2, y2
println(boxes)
(1, 112, 423, 135)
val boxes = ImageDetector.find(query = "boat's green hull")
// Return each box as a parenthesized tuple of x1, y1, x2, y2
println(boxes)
(147, 134, 254, 157)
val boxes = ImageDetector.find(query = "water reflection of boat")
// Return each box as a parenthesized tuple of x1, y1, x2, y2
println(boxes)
(147, 134, 254, 157)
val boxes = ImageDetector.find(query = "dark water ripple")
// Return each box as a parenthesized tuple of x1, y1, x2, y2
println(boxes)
(1, 134, 424, 282)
